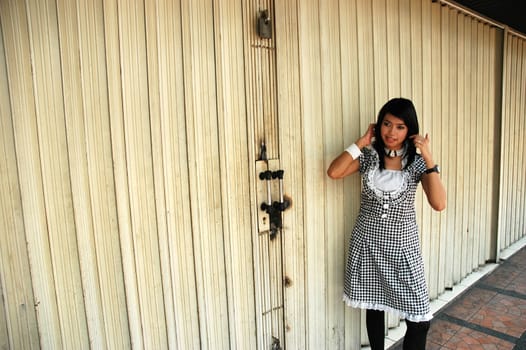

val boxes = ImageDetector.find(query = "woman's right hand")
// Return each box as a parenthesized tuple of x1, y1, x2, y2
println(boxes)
(327, 123, 375, 179)
(356, 123, 375, 148)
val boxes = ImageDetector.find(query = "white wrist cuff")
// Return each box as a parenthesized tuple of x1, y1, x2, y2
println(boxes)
(345, 143, 362, 160)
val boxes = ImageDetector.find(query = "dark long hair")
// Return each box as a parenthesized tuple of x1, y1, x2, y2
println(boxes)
(373, 98, 420, 170)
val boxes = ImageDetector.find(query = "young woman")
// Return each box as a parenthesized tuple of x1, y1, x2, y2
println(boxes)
(327, 98, 446, 350)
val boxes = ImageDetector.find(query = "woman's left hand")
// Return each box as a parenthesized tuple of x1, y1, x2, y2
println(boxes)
(410, 134, 431, 159)
(412, 133, 446, 210)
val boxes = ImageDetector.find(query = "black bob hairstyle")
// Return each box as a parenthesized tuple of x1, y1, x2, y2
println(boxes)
(373, 98, 420, 170)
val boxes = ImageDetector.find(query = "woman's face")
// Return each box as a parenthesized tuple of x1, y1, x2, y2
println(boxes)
(380, 113, 408, 150)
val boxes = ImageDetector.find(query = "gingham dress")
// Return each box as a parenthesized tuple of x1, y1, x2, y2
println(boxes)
(343, 147, 432, 322)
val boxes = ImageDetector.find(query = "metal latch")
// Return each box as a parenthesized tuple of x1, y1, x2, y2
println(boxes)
(259, 168, 290, 239)
(256, 144, 290, 239)
(272, 336, 282, 350)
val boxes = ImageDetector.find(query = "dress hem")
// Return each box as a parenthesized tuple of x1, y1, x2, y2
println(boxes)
(343, 294, 433, 322)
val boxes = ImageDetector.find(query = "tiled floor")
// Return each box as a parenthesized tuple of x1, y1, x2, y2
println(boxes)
(390, 244, 526, 349)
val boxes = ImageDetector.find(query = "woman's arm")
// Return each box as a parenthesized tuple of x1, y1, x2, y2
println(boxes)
(326, 151, 360, 179)
(327, 123, 375, 179)
(421, 171, 446, 211)
(411, 134, 447, 211)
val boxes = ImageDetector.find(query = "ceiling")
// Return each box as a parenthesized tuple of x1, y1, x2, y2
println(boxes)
(452, 0, 525, 35)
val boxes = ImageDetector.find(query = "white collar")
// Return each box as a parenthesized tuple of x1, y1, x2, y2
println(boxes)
(384, 144, 407, 158)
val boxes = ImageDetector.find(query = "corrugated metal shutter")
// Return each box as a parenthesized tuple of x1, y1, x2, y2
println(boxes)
(1, 0, 525, 349)
(498, 31, 526, 255)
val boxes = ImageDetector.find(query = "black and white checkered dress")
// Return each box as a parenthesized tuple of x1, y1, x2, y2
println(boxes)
(343, 147, 432, 322)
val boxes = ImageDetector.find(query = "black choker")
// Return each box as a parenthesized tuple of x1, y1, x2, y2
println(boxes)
(384, 146, 406, 158)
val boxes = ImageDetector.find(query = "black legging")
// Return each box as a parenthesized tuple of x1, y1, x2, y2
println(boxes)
(366, 309, 431, 350)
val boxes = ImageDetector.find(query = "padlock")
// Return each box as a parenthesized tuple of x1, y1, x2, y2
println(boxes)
(257, 10, 272, 39)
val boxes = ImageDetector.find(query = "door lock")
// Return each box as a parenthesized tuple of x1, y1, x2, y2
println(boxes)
(259, 168, 290, 240)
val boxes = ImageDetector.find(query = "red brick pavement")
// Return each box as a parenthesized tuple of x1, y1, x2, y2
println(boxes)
(391, 246, 526, 349)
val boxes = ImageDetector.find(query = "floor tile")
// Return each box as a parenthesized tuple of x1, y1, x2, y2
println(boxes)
(442, 326, 515, 350)
(387, 245, 526, 349)
(441, 288, 496, 320)
(467, 294, 526, 338)
(427, 319, 461, 345)
(480, 266, 519, 288)
(506, 271, 526, 294)
(425, 340, 447, 349)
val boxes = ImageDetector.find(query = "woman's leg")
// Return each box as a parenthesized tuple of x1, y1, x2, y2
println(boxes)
(403, 319, 431, 350)
(366, 309, 385, 350)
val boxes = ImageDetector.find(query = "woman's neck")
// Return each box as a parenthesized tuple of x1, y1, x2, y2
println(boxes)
(383, 156, 404, 170)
